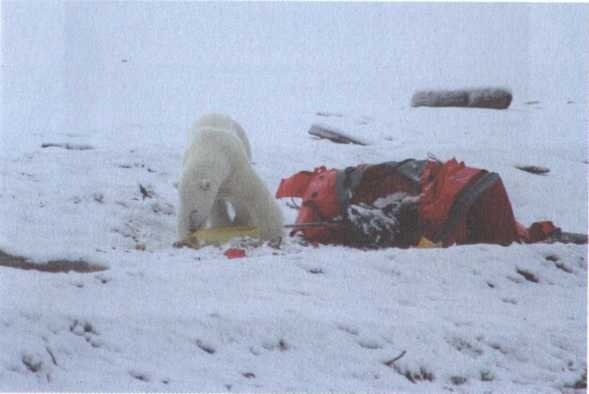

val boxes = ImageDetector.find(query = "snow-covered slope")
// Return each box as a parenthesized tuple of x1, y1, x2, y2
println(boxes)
(1, 243, 586, 392)
(1, 2, 587, 392)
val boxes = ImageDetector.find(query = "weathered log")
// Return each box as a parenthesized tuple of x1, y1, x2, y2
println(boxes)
(467, 88, 513, 109)
(411, 90, 468, 108)
(308, 124, 367, 145)
(411, 88, 512, 109)
(41, 142, 95, 150)
(515, 165, 550, 175)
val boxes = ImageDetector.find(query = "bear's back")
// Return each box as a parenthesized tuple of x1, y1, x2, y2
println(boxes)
(183, 127, 250, 177)
(189, 113, 252, 161)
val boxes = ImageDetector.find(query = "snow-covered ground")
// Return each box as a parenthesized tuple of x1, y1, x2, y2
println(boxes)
(1, 2, 587, 392)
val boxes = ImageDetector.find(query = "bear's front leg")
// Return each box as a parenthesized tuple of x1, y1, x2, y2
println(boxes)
(176, 201, 193, 242)
(208, 199, 232, 227)
(231, 199, 252, 227)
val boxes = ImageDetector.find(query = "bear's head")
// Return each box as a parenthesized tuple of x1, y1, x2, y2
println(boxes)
(186, 178, 218, 231)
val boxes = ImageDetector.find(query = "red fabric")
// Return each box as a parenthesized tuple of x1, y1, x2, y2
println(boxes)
(521, 220, 560, 243)
(276, 159, 565, 247)
(295, 168, 343, 243)
(224, 248, 246, 259)
(419, 160, 558, 245)
(350, 163, 420, 204)
(419, 159, 482, 242)
(464, 178, 519, 245)
(275, 169, 320, 199)
(514, 220, 559, 243)
(276, 167, 344, 243)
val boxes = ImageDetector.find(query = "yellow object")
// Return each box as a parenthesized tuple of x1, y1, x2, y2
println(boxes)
(182, 226, 260, 249)
(416, 237, 438, 248)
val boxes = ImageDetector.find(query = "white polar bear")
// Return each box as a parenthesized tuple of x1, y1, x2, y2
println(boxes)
(177, 113, 284, 242)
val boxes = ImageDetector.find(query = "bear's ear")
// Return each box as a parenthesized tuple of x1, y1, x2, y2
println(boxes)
(199, 179, 211, 191)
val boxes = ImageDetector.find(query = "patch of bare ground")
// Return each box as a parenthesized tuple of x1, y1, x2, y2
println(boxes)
(0, 249, 107, 273)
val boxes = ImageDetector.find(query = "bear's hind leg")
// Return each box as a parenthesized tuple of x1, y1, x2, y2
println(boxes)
(229, 169, 284, 240)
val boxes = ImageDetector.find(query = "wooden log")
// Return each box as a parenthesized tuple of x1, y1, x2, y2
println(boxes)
(308, 124, 367, 145)
(411, 90, 468, 108)
(467, 88, 513, 109)
(41, 142, 95, 150)
(515, 165, 550, 175)
(411, 88, 512, 109)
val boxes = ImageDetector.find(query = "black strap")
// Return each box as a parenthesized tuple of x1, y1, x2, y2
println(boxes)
(335, 165, 366, 212)
(433, 172, 500, 246)
(335, 159, 426, 212)
(552, 231, 588, 244)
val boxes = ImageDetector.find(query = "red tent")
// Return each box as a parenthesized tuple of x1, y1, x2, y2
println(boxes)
(276, 158, 570, 248)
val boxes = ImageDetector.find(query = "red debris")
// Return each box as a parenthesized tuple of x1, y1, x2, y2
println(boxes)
(224, 248, 246, 259)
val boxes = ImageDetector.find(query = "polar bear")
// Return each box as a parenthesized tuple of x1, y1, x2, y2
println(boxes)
(176, 113, 283, 243)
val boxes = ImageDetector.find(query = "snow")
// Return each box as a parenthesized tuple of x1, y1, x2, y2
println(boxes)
(1, 2, 587, 392)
